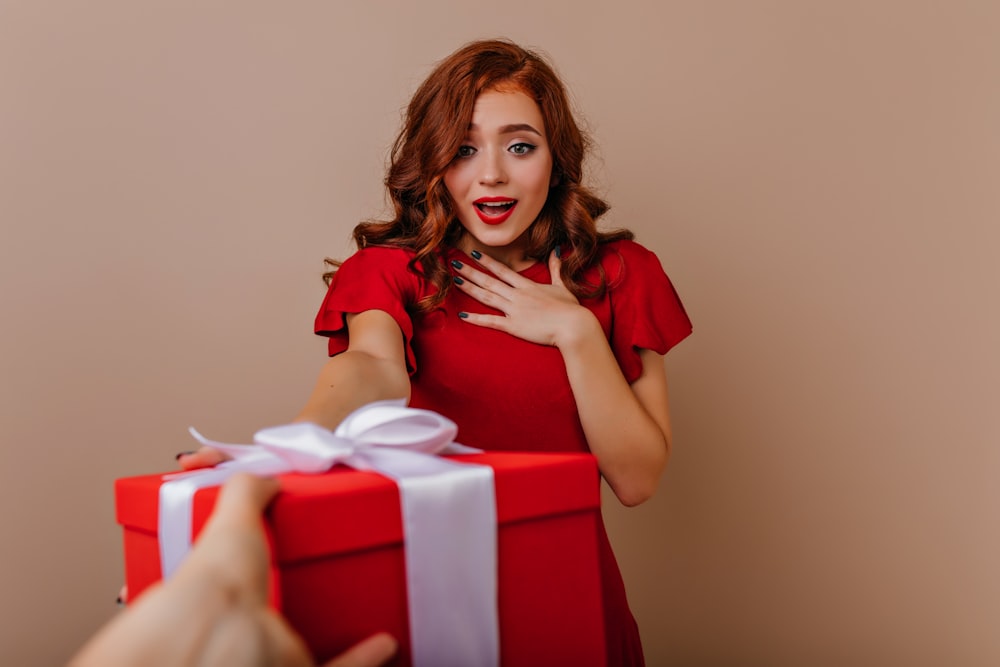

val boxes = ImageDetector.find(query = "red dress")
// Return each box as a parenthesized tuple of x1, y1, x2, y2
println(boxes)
(315, 239, 692, 666)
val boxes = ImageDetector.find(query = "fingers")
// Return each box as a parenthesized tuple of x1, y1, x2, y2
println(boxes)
(455, 252, 530, 288)
(456, 310, 512, 334)
(323, 633, 399, 667)
(454, 277, 510, 313)
(451, 261, 514, 314)
(454, 247, 563, 291)
(453, 263, 515, 299)
(176, 446, 230, 470)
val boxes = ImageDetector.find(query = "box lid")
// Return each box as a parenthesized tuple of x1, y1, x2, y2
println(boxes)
(115, 452, 600, 564)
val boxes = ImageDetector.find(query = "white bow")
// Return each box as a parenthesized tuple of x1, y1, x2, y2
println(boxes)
(185, 399, 477, 474)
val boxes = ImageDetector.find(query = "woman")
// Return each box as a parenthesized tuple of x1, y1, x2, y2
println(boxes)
(181, 39, 692, 666)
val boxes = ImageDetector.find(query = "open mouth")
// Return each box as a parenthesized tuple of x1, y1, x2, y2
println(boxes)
(474, 198, 517, 224)
(475, 200, 516, 215)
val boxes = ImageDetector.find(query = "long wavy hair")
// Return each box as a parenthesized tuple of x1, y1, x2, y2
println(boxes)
(325, 39, 632, 311)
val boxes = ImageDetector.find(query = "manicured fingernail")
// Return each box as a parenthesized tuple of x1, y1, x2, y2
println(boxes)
(470, 250, 482, 260)
(458, 312, 469, 319)
(453, 276, 464, 285)
(451, 259, 463, 269)
(554, 245, 562, 258)
(175, 451, 195, 460)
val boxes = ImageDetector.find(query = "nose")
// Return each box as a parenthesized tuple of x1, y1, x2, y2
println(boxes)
(478, 149, 507, 186)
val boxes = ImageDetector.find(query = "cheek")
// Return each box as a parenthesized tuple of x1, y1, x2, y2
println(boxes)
(527, 164, 553, 195)
(443, 165, 470, 198)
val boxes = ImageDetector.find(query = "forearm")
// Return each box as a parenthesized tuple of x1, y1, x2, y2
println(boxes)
(178, 311, 410, 471)
(558, 312, 670, 507)
(294, 350, 411, 431)
(71, 580, 237, 666)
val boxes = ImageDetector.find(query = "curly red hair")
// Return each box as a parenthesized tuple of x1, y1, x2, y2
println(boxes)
(326, 39, 632, 310)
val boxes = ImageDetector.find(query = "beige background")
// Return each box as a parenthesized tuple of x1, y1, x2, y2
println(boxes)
(2, 1, 998, 665)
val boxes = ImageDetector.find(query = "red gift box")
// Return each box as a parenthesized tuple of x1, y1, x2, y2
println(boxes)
(115, 452, 607, 666)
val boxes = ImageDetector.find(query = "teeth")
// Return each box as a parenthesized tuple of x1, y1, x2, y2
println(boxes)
(480, 201, 514, 207)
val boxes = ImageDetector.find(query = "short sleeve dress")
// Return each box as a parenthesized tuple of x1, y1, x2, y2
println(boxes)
(315, 239, 692, 667)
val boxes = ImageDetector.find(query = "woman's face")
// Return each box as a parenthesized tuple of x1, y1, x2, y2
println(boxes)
(443, 87, 553, 268)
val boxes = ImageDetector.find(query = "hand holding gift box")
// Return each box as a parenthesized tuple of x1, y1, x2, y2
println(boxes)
(77, 473, 397, 667)
(116, 402, 608, 666)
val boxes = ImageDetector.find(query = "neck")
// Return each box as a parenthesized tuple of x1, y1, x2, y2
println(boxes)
(456, 236, 535, 272)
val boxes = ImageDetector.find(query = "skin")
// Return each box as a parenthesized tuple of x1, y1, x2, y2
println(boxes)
(180, 87, 674, 506)
(73, 474, 397, 667)
(444, 88, 553, 270)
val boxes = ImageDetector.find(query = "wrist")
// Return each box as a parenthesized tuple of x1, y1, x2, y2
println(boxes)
(553, 306, 603, 351)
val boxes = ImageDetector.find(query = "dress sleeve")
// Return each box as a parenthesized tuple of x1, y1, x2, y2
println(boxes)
(314, 246, 421, 374)
(606, 241, 693, 383)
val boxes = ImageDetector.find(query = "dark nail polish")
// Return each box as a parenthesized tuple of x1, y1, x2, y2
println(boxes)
(175, 451, 195, 460)
(470, 250, 482, 260)
(451, 259, 463, 269)
(458, 312, 469, 319)
(554, 245, 562, 258)
(453, 276, 464, 285)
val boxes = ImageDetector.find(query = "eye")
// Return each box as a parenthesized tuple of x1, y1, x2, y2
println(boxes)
(456, 145, 476, 158)
(509, 142, 536, 156)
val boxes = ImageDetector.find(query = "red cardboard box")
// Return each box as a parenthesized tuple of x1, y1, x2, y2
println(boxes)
(116, 452, 607, 666)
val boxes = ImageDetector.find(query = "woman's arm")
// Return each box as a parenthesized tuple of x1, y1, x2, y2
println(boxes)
(558, 321, 672, 507)
(451, 251, 671, 507)
(294, 310, 411, 429)
(178, 310, 409, 470)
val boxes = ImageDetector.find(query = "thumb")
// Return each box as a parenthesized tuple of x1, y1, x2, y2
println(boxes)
(209, 473, 281, 528)
(548, 246, 564, 286)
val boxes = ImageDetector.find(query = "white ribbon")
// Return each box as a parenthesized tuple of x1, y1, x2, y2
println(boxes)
(158, 400, 498, 667)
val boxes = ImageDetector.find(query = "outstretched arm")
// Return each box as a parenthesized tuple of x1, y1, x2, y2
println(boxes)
(178, 310, 410, 470)
(294, 310, 411, 429)
(452, 250, 671, 507)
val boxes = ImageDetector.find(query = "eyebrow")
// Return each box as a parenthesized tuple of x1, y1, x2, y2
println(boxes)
(468, 122, 544, 137)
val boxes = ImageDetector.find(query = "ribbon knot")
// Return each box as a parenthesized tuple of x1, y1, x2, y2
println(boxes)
(185, 399, 467, 474)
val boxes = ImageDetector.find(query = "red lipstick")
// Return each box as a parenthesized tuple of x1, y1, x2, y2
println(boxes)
(473, 197, 517, 225)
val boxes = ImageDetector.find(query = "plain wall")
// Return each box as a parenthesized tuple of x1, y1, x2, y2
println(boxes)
(2, 1, 998, 665)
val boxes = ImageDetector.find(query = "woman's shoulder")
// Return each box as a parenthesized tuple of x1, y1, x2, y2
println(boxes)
(597, 237, 658, 259)
(329, 245, 427, 298)
(595, 237, 693, 365)
(595, 238, 665, 283)
(340, 244, 417, 267)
